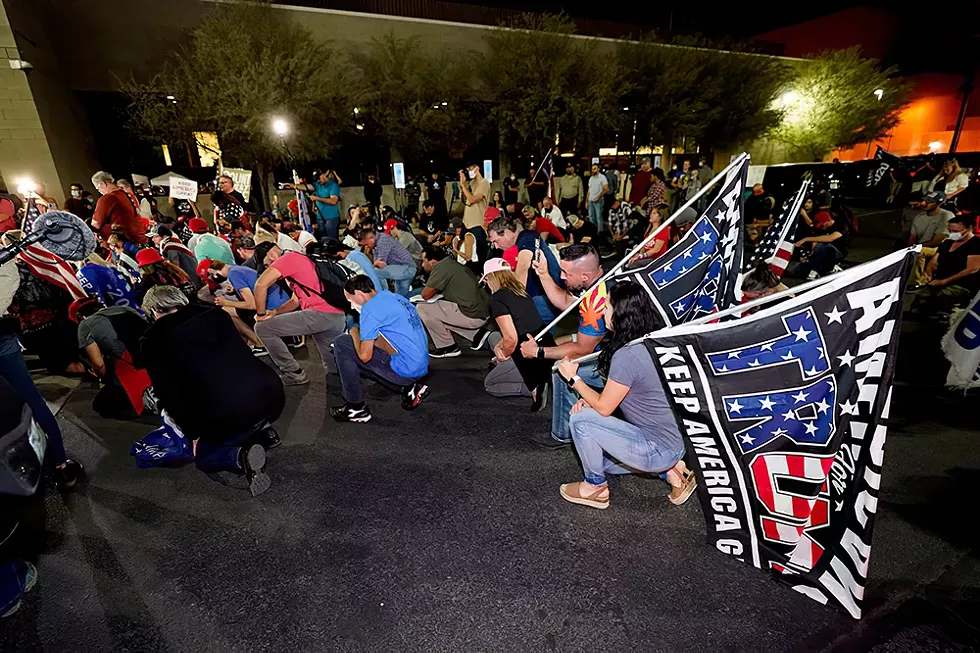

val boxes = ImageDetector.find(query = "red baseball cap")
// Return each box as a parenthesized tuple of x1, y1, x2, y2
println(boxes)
(484, 207, 501, 225)
(196, 258, 214, 279)
(135, 248, 163, 266)
(188, 217, 209, 233)
(383, 219, 400, 234)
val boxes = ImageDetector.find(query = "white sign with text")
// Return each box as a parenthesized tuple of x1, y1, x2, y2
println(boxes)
(169, 177, 198, 201)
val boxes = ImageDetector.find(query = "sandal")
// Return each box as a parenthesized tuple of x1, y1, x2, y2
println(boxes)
(667, 464, 697, 506)
(560, 481, 610, 510)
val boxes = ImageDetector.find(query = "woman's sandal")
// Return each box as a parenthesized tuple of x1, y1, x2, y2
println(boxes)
(667, 466, 697, 506)
(560, 482, 610, 510)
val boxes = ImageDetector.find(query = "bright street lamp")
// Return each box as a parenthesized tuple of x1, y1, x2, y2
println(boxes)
(272, 118, 289, 137)
(873, 89, 883, 101)
(15, 177, 37, 197)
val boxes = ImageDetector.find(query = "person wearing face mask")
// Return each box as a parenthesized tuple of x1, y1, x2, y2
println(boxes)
(330, 275, 430, 423)
(915, 213, 980, 313)
(459, 163, 491, 230)
(503, 171, 521, 207)
(65, 183, 92, 220)
(363, 172, 383, 209)
(90, 171, 146, 244)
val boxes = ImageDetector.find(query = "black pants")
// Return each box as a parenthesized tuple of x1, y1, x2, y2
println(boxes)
(511, 334, 556, 392)
(558, 198, 579, 217)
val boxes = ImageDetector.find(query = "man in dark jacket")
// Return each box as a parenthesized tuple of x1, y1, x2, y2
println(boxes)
(140, 286, 284, 496)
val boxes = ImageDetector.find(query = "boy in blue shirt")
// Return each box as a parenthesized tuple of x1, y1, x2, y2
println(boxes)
(331, 275, 430, 423)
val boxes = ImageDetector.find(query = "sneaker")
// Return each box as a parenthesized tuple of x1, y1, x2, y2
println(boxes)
(601, 250, 619, 259)
(330, 402, 372, 423)
(250, 344, 268, 357)
(831, 264, 843, 274)
(288, 335, 306, 349)
(807, 270, 820, 281)
(54, 460, 84, 490)
(401, 382, 429, 410)
(525, 431, 570, 450)
(239, 444, 270, 497)
(0, 562, 37, 618)
(470, 325, 492, 350)
(429, 345, 461, 359)
(280, 371, 309, 386)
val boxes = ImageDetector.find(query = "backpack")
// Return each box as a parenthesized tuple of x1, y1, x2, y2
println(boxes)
(290, 254, 354, 314)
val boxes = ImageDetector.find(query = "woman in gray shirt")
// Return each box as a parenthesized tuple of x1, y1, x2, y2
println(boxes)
(555, 281, 696, 510)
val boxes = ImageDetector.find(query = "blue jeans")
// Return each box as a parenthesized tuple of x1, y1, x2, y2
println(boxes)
(588, 200, 604, 231)
(316, 216, 339, 240)
(195, 429, 255, 474)
(792, 243, 843, 278)
(375, 263, 415, 297)
(531, 294, 558, 327)
(333, 333, 420, 404)
(570, 408, 684, 486)
(0, 332, 67, 465)
(551, 360, 604, 444)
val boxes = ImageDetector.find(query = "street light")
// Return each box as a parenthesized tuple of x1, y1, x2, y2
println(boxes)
(15, 177, 37, 197)
(873, 89, 884, 101)
(272, 117, 289, 137)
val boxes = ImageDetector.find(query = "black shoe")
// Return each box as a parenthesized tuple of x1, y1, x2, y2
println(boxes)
(54, 459, 84, 490)
(401, 382, 429, 410)
(525, 431, 570, 450)
(470, 325, 492, 350)
(261, 427, 282, 450)
(239, 444, 270, 497)
(530, 382, 550, 413)
(250, 344, 268, 357)
(429, 345, 461, 359)
(331, 402, 372, 423)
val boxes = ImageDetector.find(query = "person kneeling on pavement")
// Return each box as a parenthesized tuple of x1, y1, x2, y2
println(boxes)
(518, 243, 607, 449)
(140, 286, 284, 496)
(331, 275, 430, 423)
(912, 213, 980, 314)
(554, 281, 696, 510)
(417, 246, 491, 358)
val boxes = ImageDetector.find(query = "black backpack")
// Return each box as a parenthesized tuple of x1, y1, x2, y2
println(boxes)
(290, 254, 354, 314)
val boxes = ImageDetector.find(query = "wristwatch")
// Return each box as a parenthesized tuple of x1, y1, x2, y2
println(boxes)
(565, 374, 581, 390)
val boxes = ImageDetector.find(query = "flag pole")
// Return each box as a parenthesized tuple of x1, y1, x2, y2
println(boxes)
(533, 151, 750, 341)
(568, 246, 922, 367)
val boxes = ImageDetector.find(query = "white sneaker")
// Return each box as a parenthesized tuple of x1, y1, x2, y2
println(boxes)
(807, 270, 820, 281)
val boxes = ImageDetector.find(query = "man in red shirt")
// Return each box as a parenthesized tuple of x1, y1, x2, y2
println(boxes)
(628, 157, 653, 205)
(252, 244, 346, 386)
(90, 171, 146, 244)
(522, 205, 565, 243)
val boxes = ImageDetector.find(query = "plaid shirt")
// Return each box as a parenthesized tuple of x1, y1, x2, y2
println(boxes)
(644, 180, 667, 209)
(373, 232, 414, 266)
(608, 202, 634, 236)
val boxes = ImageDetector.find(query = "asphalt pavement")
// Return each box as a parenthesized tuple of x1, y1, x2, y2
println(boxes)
(1, 207, 978, 651)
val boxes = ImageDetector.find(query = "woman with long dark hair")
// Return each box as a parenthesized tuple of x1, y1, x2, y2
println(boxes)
(133, 249, 198, 306)
(555, 281, 695, 510)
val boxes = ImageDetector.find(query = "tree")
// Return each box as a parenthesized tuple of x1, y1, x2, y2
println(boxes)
(615, 37, 788, 156)
(482, 13, 622, 161)
(349, 33, 485, 169)
(769, 47, 911, 159)
(121, 1, 355, 210)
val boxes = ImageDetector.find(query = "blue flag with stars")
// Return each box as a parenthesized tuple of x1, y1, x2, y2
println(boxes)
(615, 156, 747, 325)
(643, 247, 917, 619)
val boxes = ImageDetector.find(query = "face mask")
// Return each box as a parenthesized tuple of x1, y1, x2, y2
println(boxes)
(947, 231, 964, 241)
(510, 174, 516, 180)
(71, 189, 81, 198)
(350, 301, 363, 313)
(468, 170, 476, 180)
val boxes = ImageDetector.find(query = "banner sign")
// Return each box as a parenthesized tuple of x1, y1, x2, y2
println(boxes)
(222, 167, 252, 202)
(168, 177, 198, 201)
(615, 157, 747, 325)
(647, 248, 916, 618)
(865, 147, 900, 189)
(393, 162, 406, 190)
(942, 289, 980, 389)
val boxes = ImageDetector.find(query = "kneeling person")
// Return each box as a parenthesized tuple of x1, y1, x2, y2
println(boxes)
(140, 286, 284, 496)
(418, 246, 490, 358)
(331, 275, 430, 422)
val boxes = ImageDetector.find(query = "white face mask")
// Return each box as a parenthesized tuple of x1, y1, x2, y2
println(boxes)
(467, 169, 476, 180)
(510, 174, 516, 180)
(947, 231, 964, 241)
(71, 189, 81, 198)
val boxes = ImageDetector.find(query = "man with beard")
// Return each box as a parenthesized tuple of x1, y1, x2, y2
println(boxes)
(518, 243, 607, 450)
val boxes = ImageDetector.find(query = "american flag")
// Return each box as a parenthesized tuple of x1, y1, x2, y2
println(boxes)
(747, 178, 810, 277)
(17, 243, 88, 300)
(614, 156, 748, 325)
(532, 149, 556, 201)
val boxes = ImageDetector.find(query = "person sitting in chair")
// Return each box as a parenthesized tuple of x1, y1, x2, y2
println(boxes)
(140, 286, 284, 496)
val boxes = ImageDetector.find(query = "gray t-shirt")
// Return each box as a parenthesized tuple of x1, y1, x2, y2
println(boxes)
(77, 306, 134, 362)
(607, 343, 684, 453)
(910, 209, 953, 244)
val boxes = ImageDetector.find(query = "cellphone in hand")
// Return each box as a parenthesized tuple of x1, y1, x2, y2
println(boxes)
(534, 239, 541, 263)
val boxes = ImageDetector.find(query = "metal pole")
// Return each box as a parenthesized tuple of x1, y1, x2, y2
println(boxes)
(533, 151, 750, 340)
